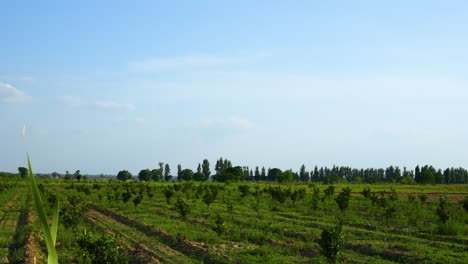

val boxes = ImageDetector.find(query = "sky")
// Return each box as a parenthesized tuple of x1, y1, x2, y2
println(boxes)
(1, 0, 468, 175)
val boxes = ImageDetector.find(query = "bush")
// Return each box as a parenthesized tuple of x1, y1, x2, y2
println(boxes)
(459, 196, 468, 213)
(174, 197, 190, 220)
(212, 213, 226, 235)
(361, 187, 371, 199)
(324, 185, 335, 197)
(418, 194, 427, 204)
(335, 187, 352, 212)
(436, 196, 451, 224)
(318, 222, 344, 264)
(437, 221, 464, 236)
(77, 230, 127, 264)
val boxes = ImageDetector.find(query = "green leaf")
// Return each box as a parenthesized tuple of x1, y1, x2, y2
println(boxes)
(27, 153, 58, 264)
(51, 196, 59, 246)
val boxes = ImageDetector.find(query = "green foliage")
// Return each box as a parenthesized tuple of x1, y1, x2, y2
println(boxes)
(361, 187, 371, 199)
(324, 185, 335, 196)
(203, 186, 219, 207)
(60, 195, 88, 231)
(116, 170, 132, 181)
(18, 167, 28, 178)
(318, 221, 344, 264)
(418, 194, 427, 204)
(212, 213, 226, 235)
(77, 230, 127, 264)
(459, 196, 468, 212)
(26, 152, 59, 264)
(436, 196, 451, 224)
(174, 197, 191, 220)
(311, 187, 320, 210)
(335, 187, 352, 212)
(163, 187, 175, 204)
(238, 184, 250, 197)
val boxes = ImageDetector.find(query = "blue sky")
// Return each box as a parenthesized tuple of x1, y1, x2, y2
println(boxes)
(1, 1, 468, 175)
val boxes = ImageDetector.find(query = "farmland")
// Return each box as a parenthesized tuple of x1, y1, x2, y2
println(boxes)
(0, 179, 467, 263)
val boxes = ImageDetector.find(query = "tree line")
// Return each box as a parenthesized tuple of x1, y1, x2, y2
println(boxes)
(115, 157, 468, 184)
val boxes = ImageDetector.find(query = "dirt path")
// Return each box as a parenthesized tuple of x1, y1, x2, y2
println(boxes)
(86, 208, 196, 264)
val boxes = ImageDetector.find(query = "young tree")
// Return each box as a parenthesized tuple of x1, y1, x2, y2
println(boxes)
(177, 164, 182, 178)
(18, 167, 28, 178)
(319, 221, 344, 264)
(138, 169, 151, 181)
(164, 164, 172, 181)
(178, 169, 193, 181)
(74, 170, 82, 181)
(254, 166, 260, 181)
(116, 170, 132, 181)
(299, 164, 309, 182)
(202, 159, 211, 179)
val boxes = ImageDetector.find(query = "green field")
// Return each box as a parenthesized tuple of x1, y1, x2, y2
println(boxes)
(0, 180, 467, 263)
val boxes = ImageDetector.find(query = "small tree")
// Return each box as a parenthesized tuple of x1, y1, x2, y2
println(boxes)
(174, 197, 190, 220)
(162, 187, 175, 204)
(318, 221, 344, 264)
(116, 170, 132, 181)
(311, 187, 320, 210)
(460, 196, 468, 213)
(436, 196, 451, 224)
(335, 187, 352, 212)
(18, 167, 28, 178)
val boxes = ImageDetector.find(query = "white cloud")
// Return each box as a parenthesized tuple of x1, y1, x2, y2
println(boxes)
(61, 96, 135, 111)
(129, 53, 265, 73)
(62, 95, 86, 107)
(198, 116, 254, 130)
(94, 101, 135, 111)
(0, 82, 32, 103)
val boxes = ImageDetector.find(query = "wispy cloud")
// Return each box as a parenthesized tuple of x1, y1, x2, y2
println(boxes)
(198, 116, 254, 130)
(129, 53, 269, 73)
(0, 82, 32, 103)
(61, 96, 135, 111)
(94, 101, 135, 111)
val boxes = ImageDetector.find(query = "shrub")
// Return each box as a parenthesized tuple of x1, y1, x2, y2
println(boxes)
(163, 187, 175, 205)
(361, 187, 371, 199)
(311, 187, 321, 210)
(459, 196, 468, 213)
(318, 222, 344, 264)
(418, 194, 427, 204)
(335, 187, 352, 212)
(77, 230, 127, 264)
(174, 197, 190, 220)
(238, 185, 250, 198)
(212, 213, 226, 235)
(324, 185, 335, 197)
(436, 196, 451, 224)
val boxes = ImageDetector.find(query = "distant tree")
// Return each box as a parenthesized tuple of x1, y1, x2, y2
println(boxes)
(116, 170, 132, 181)
(151, 168, 162, 181)
(299, 164, 309, 182)
(18, 167, 28, 178)
(74, 170, 82, 181)
(267, 168, 282, 182)
(164, 164, 172, 181)
(138, 169, 152, 181)
(202, 159, 211, 179)
(279, 169, 294, 183)
(261, 167, 267, 181)
(254, 166, 260, 181)
(197, 163, 202, 174)
(178, 169, 193, 181)
(177, 164, 182, 178)
(64, 170, 72, 180)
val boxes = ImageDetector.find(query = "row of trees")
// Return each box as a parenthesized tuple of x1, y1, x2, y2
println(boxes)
(115, 157, 468, 184)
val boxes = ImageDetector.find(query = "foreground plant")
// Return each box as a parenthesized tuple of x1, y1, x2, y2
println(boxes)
(318, 220, 344, 264)
(23, 126, 59, 263)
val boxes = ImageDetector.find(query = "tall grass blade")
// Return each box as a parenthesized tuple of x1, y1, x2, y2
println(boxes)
(27, 153, 58, 264)
(51, 197, 59, 246)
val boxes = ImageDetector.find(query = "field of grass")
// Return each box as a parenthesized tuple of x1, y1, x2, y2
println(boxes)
(0, 180, 467, 263)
